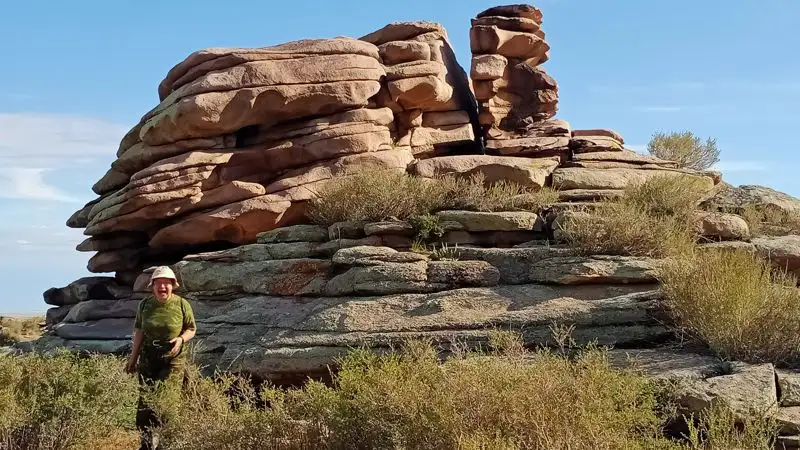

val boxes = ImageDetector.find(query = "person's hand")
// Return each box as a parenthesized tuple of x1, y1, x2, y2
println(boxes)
(125, 358, 137, 374)
(167, 337, 183, 357)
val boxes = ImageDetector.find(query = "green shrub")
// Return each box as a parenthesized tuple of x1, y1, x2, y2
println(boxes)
(559, 176, 707, 257)
(659, 248, 800, 365)
(0, 351, 138, 450)
(306, 170, 558, 226)
(647, 131, 720, 170)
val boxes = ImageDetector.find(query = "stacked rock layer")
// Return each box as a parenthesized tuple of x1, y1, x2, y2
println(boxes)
(68, 30, 483, 285)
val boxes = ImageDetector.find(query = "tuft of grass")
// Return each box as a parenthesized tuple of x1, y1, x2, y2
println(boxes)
(738, 204, 800, 236)
(0, 316, 43, 346)
(684, 402, 777, 450)
(0, 350, 137, 450)
(659, 247, 800, 365)
(306, 170, 558, 226)
(559, 176, 707, 257)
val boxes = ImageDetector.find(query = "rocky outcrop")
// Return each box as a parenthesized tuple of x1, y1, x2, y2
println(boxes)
(35, 8, 800, 438)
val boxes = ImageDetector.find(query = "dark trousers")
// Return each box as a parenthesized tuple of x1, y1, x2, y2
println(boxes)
(136, 346, 186, 449)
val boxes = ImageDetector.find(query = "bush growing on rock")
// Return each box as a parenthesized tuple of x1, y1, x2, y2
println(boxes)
(559, 176, 708, 257)
(647, 131, 720, 170)
(306, 170, 558, 225)
(660, 248, 800, 365)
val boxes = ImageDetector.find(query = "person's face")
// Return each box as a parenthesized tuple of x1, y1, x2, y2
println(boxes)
(152, 278, 173, 302)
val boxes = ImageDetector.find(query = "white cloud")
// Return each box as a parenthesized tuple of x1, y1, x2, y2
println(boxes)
(711, 160, 771, 173)
(0, 167, 78, 202)
(0, 113, 127, 169)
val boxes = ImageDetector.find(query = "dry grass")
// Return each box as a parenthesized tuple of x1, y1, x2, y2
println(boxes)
(659, 247, 800, 365)
(739, 204, 800, 236)
(0, 316, 43, 346)
(0, 350, 137, 450)
(149, 334, 778, 450)
(306, 170, 558, 226)
(0, 335, 780, 449)
(559, 176, 708, 258)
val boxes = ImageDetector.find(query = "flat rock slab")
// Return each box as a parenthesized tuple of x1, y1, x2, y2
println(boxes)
(608, 349, 725, 381)
(53, 317, 134, 340)
(256, 225, 328, 243)
(436, 210, 545, 232)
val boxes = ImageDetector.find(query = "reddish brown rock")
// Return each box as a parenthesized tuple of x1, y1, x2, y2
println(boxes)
(409, 154, 558, 189)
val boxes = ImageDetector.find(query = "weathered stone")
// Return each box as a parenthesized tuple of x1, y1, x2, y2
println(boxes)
(701, 184, 800, 216)
(557, 189, 624, 202)
(476, 4, 543, 22)
(436, 211, 545, 232)
(608, 349, 725, 381)
(697, 241, 757, 252)
(552, 167, 715, 191)
(331, 246, 428, 266)
(43, 277, 131, 306)
(324, 261, 439, 296)
(87, 248, 146, 273)
(426, 261, 500, 286)
(329, 221, 367, 240)
(408, 155, 558, 189)
(256, 225, 329, 244)
(176, 257, 331, 297)
(53, 318, 135, 341)
(364, 221, 415, 237)
(45, 305, 73, 326)
(779, 370, 800, 407)
(528, 255, 661, 285)
(752, 235, 800, 279)
(62, 299, 139, 323)
(692, 211, 750, 241)
(675, 362, 778, 420)
(779, 408, 800, 435)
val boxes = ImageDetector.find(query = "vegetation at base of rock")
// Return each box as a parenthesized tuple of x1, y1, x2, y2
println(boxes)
(0, 316, 43, 346)
(0, 350, 138, 450)
(739, 204, 800, 236)
(306, 170, 558, 226)
(660, 248, 800, 365)
(559, 176, 707, 257)
(407, 213, 445, 241)
(647, 131, 721, 171)
(0, 335, 780, 449)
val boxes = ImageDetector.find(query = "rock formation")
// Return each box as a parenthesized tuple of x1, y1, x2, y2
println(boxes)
(30, 3, 800, 444)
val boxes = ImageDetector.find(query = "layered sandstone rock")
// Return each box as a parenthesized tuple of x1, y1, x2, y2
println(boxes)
(362, 22, 479, 157)
(469, 5, 567, 160)
(67, 30, 483, 282)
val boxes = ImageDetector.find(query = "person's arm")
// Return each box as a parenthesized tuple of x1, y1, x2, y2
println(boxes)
(126, 301, 144, 374)
(126, 329, 143, 373)
(168, 299, 197, 356)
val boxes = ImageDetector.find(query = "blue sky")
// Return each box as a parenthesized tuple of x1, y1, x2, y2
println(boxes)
(1, 0, 798, 314)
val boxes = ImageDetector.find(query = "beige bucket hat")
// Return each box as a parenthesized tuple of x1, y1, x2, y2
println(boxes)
(147, 266, 180, 288)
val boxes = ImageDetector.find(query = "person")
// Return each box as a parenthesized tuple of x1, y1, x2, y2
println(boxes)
(125, 266, 197, 450)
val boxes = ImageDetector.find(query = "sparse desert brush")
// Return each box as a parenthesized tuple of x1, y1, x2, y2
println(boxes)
(306, 169, 558, 226)
(738, 204, 800, 236)
(0, 316, 43, 346)
(0, 350, 137, 450)
(659, 247, 800, 365)
(288, 338, 676, 450)
(559, 175, 708, 258)
(647, 131, 721, 171)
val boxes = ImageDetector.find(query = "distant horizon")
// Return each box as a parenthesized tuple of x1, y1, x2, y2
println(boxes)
(1, 0, 799, 313)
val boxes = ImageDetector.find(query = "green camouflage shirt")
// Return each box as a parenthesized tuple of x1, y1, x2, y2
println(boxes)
(134, 294, 196, 344)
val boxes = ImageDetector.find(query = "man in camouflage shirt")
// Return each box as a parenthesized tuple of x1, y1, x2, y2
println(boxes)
(126, 266, 196, 450)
